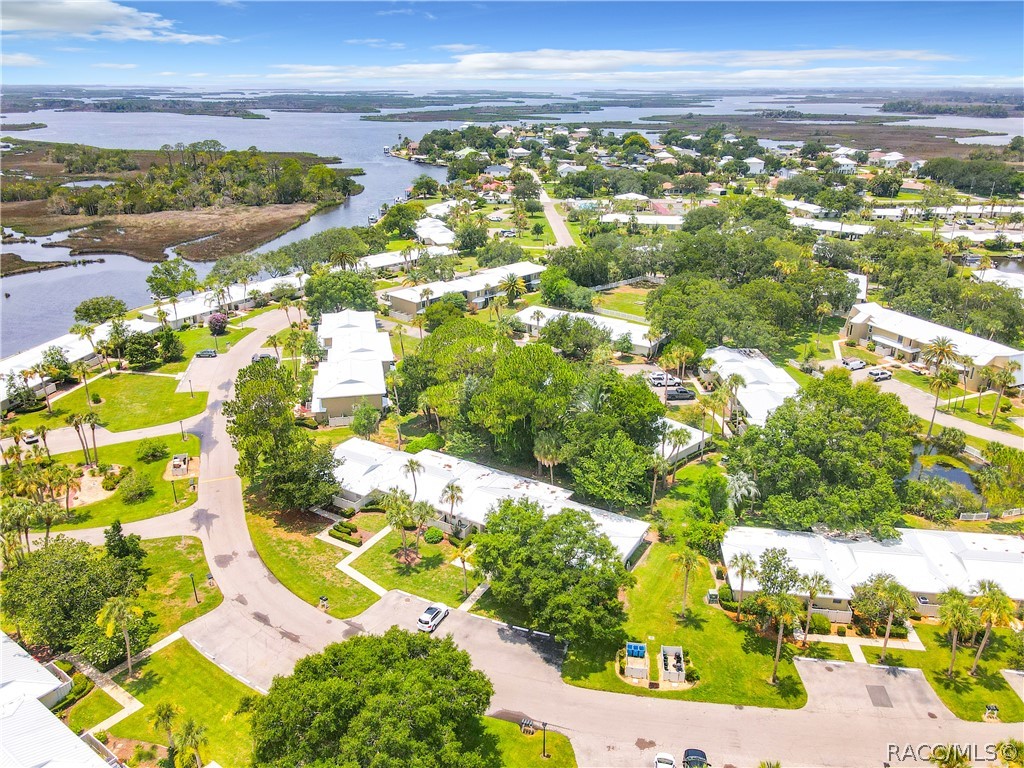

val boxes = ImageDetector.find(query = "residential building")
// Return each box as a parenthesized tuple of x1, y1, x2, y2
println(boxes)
(845, 302, 1024, 387)
(556, 163, 587, 177)
(414, 217, 456, 247)
(846, 272, 868, 302)
(600, 213, 684, 229)
(332, 438, 649, 561)
(453, 147, 481, 160)
(425, 200, 463, 218)
(0, 632, 112, 767)
(508, 147, 531, 159)
(701, 346, 800, 428)
(880, 151, 905, 168)
(139, 274, 305, 329)
(780, 198, 824, 217)
(975, 268, 1024, 298)
(832, 156, 857, 174)
(656, 417, 709, 464)
(743, 157, 766, 176)
(309, 310, 394, 425)
(513, 305, 660, 356)
(722, 526, 1024, 620)
(385, 261, 545, 317)
(355, 246, 453, 273)
(777, 168, 802, 180)
(790, 217, 874, 239)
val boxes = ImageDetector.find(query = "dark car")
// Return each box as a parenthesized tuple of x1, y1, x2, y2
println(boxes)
(252, 353, 277, 363)
(683, 748, 710, 767)
(196, 349, 218, 358)
(666, 387, 696, 401)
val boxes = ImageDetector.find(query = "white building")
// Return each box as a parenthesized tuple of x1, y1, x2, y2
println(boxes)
(880, 151, 905, 168)
(832, 156, 857, 174)
(975, 268, 1024, 298)
(600, 213, 683, 229)
(743, 157, 766, 176)
(657, 417, 709, 464)
(414, 217, 456, 247)
(845, 302, 1024, 387)
(332, 438, 649, 561)
(780, 198, 824, 217)
(513, 306, 660, 356)
(790, 217, 874, 239)
(140, 274, 305, 329)
(425, 200, 463, 218)
(0, 632, 111, 767)
(355, 246, 453, 273)
(721, 526, 1024, 619)
(702, 347, 801, 427)
(846, 272, 869, 302)
(385, 261, 545, 317)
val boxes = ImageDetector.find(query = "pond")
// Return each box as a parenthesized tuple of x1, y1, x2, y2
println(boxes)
(909, 445, 980, 495)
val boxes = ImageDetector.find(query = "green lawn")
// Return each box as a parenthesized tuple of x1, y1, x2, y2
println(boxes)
(892, 368, 969, 401)
(10, 374, 208, 433)
(246, 502, 379, 619)
(138, 537, 223, 641)
(503, 211, 555, 247)
(312, 425, 355, 448)
(467, 716, 576, 768)
(862, 623, 1024, 722)
(49, 435, 200, 531)
(562, 543, 851, 707)
(594, 285, 651, 318)
(350, 529, 482, 605)
(655, 459, 726, 530)
(388, 328, 423, 359)
(774, 317, 846, 365)
(111, 638, 253, 766)
(153, 325, 255, 374)
(843, 345, 882, 364)
(941, 394, 1024, 437)
(66, 688, 122, 734)
(898, 514, 1024, 535)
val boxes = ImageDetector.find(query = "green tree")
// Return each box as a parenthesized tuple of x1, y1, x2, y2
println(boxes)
(455, 222, 488, 253)
(259, 434, 340, 512)
(970, 580, 1015, 676)
(302, 271, 377, 322)
(851, 573, 914, 664)
(571, 431, 651, 510)
(350, 400, 381, 438)
(96, 595, 143, 676)
(989, 362, 1022, 426)
(668, 547, 700, 615)
(124, 332, 160, 368)
(926, 366, 960, 440)
(937, 588, 977, 676)
(381, 487, 414, 556)
(800, 572, 832, 646)
(765, 591, 801, 684)
(74, 296, 127, 325)
(249, 628, 493, 768)
(151, 701, 179, 748)
(728, 551, 757, 622)
(224, 359, 297, 480)
(173, 717, 209, 768)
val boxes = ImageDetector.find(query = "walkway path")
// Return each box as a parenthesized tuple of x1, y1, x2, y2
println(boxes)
(61, 652, 143, 735)
(537, 183, 576, 248)
(336, 526, 392, 598)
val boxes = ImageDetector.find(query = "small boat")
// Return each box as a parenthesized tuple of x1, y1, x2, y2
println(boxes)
(368, 214, 378, 224)
(383, 146, 391, 156)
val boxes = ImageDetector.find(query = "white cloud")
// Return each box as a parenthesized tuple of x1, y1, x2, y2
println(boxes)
(2, 0, 224, 44)
(2, 52, 44, 66)
(432, 43, 482, 53)
(344, 38, 405, 50)
(55, 46, 87, 52)
(188, 72, 209, 78)
(376, 7, 434, 20)
(92, 61, 137, 69)
(157, 71, 178, 76)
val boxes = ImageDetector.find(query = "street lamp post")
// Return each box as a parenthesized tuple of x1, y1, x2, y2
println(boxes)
(179, 420, 185, 441)
(188, 573, 201, 604)
(542, 722, 548, 759)
(171, 479, 178, 504)
(188, 379, 194, 399)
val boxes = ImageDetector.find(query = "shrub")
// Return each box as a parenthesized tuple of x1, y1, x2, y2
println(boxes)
(95, 731, 109, 744)
(910, 612, 922, 621)
(866, 341, 876, 352)
(714, 566, 725, 580)
(837, 626, 847, 637)
(424, 527, 444, 545)
(294, 416, 319, 430)
(889, 624, 909, 640)
(101, 471, 121, 491)
(328, 529, 361, 546)
(719, 599, 738, 613)
(844, 338, 857, 347)
(332, 520, 357, 534)
(718, 585, 733, 602)
(91, 392, 101, 404)
(338, 507, 357, 519)
(809, 613, 831, 635)
(685, 666, 700, 683)
(404, 433, 444, 454)
(118, 469, 153, 504)
(52, 672, 93, 715)
(135, 438, 169, 463)
(207, 313, 229, 335)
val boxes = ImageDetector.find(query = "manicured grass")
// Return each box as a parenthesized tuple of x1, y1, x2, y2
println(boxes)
(843, 345, 882, 364)
(862, 623, 1024, 722)
(503, 211, 555, 247)
(246, 502, 378, 619)
(594, 285, 651, 318)
(388, 328, 423, 359)
(941, 394, 1024, 437)
(312, 425, 355, 448)
(774, 317, 845, 365)
(111, 638, 253, 765)
(350, 529, 482, 605)
(352, 510, 389, 534)
(9, 373, 208, 433)
(898, 514, 1024, 535)
(892, 368, 969, 401)
(50, 435, 200, 531)
(153, 325, 255, 374)
(138, 537, 223, 641)
(654, 459, 726, 529)
(562, 543, 851, 707)
(467, 716, 576, 768)
(784, 364, 814, 388)
(386, 238, 417, 252)
(66, 687, 122, 733)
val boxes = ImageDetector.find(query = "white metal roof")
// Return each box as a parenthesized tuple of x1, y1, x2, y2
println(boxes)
(705, 346, 800, 427)
(425, 200, 462, 218)
(846, 272, 868, 301)
(0, 634, 64, 705)
(613, 192, 649, 201)
(848, 302, 1023, 377)
(975, 268, 1024, 297)
(355, 246, 452, 272)
(141, 274, 305, 324)
(722, 526, 1024, 601)
(386, 261, 544, 307)
(600, 213, 684, 227)
(333, 438, 648, 560)
(790, 217, 874, 236)
(656, 418, 707, 462)
(780, 198, 823, 215)
(512, 306, 654, 348)
(414, 218, 456, 246)
(310, 357, 387, 408)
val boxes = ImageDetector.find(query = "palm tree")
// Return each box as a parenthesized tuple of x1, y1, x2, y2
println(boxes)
(4, 497, 37, 555)
(381, 487, 413, 557)
(649, 455, 671, 512)
(499, 272, 527, 305)
(96, 595, 143, 676)
(665, 426, 690, 483)
(970, 580, 1015, 676)
(36, 501, 71, 546)
(35, 425, 51, 461)
(532, 430, 561, 482)
(151, 701, 179, 748)
(921, 336, 960, 373)
(876, 575, 915, 665)
(65, 413, 92, 465)
(279, 297, 293, 323)
(31, 363, 55, 414)
(173, 717, 209, 768)
(976, 365, 997, 416)
(668, 547, 700, 616)
(409, 500, 434, 547)
(765, 592, 801, 684)
(728, 552, 757, 621)
(926, 367, 959, 440)
(695, 399, 712, 460)
(411, 313, 427, 340)
(995, 739, 1023, 768)
(724, 373, 746, 427)
(439, 481, 463, 523)
(530, 308, 545, 334)
(801, 572, 832, 646)
(937, 588, 976, 677)
(726, 471, 759, 517)
(71, 361, 94, 411)
(453, 536, 473, 597)
(402, 458, 423, 500)
(928, 746, 972, 768)
(989, 362, 1021, 426)
(83, 411, 100, 465)
(266, 332, 281, 361)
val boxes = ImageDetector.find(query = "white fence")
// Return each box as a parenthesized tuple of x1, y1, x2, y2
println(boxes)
(591, 275, 665, 292)
(811, 607, 853, 624)
(959, 512, 989, 521)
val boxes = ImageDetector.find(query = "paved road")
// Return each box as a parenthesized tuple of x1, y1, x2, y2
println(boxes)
(47, 309, 1020, 766)
(538, 184, 576, 248)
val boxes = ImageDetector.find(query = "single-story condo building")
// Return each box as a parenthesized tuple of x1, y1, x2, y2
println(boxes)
(845, 302, 1024, 387)
(354, 246, 454, 274)
(600, 213, 684, 229)
(721, 526, 1024, 621)
(974, 268, 1024, 298)
(140, 274, 305, 329)
(512, 305, 660, 357)
(332, 438, 650, 562)
(414, 217, 457, 247)
(701, 346, 801, 428)
(385, 261, 545, 317)
(790, 217, 874, 239)
(309, 310, 394, 425)
(657, 417, 709, 465)
(780, 198, 824, 217)
(1, 632, 112, 767)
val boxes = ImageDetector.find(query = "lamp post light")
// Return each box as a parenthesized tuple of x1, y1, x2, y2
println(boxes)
(171, 479, 178, 504)
(179, 420, 185, 441)
(541, 722, 548, 759)
(188, 572, 201, 604)
(188, 379, 194, 399)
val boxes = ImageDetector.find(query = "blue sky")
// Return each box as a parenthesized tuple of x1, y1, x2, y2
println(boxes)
(2, 1, 1022, 89)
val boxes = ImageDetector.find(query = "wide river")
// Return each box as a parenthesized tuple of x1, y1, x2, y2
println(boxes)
(1, 96, 1021, 355)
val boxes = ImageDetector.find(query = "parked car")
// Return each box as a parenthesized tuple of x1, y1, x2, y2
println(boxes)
(842, 358, 866, 371)
(666, 387, 697, 401)
(416, 602, 450, 633)
(251, 353, 277, 364)
(196, 349, 218, 358)
(22, 429, 39, 444)
(867, 369, 892, 382)
(682, 748, 710, 767)
(654, 754, 676, 768)
(648, 372, 681, 387)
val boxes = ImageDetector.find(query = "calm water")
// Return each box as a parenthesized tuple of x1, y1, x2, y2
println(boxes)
(910, 445, 980, 495)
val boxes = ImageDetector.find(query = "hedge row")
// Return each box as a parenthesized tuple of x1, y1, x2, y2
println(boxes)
(332, 520, 357, 534)
(328, 529, 361, 547)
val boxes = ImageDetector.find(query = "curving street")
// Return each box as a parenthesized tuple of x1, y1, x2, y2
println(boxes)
(41, 309, 1020, 768)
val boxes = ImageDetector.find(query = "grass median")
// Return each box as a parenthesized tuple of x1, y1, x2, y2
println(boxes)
(138, 536, 222, 641)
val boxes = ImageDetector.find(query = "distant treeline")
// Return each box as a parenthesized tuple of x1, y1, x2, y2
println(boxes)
(881, 100, 1011, 118)
(920, 157, 1024, 196)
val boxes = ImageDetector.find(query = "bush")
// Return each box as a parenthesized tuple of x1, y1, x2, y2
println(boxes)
(866, 341, 876, 352)
(91, 392, 101, 404)
(844, 338, 857, 347)
(714, 566, 725, 580)
(135, 438, 169, 463)
(101, 471, 121, 491)
(338, 507, 357, 519)
(424, 527, 444, 544)
(294, 416, 319, 430)
(718, 585, 733, 602)
(404, 433, 444, 454)
(95, 731, 109, 744)
(837, 626, 847, 637)
(685, 666, 700, 683)
(52, 672, 93, 715)
(207, 313, 229, 335)
(889, 624, 909, 640)
(118, 469, 153, 504)
(332, 520, 357, 534)
(328, 529, 361, 546)
(719, 599, 738, 613)
(809, 613, 831, 635)
(74, 612, 155, 671)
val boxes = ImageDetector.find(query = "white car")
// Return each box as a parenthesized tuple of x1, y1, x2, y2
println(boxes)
(868, 369, 892, 382)
(22, 429, 39, 444)
(842, 358, 867, 371)
(416, 602, 450, 633)
(654, 753, 676, 767)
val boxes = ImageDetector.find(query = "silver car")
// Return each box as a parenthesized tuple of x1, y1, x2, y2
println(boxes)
(416, 603, 450, 633)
